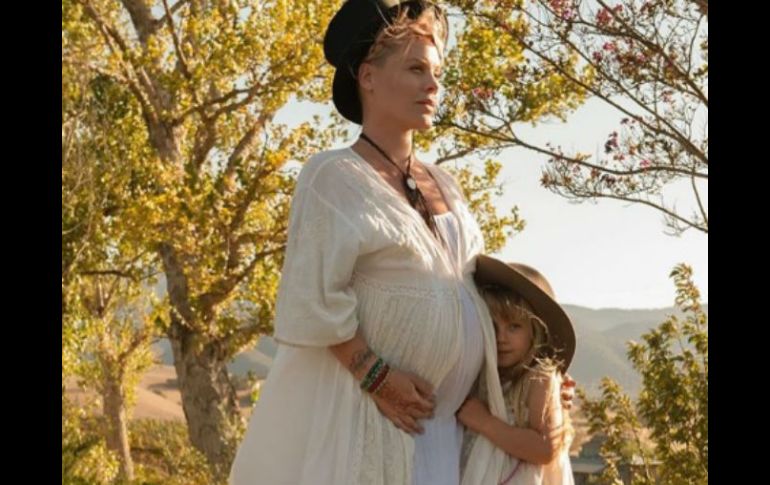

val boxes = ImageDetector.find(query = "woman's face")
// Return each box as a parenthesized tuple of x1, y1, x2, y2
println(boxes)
(359, 36, 442, 130)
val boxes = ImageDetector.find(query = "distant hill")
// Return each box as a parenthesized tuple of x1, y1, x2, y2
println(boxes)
(149, 272, 707, 397)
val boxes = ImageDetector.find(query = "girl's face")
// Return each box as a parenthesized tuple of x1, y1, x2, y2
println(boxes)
(358, 36, 442, 130)
(493, 308, 535, 368)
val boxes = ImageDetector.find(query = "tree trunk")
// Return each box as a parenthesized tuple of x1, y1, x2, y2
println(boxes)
(102, 379, 135, 482)
(169, 315, 240, 476)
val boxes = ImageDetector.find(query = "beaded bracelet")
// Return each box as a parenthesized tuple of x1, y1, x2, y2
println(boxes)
(360, 357, 385, 390)
(369, 364, 391, 395)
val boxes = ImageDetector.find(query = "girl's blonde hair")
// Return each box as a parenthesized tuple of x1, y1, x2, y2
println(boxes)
(479, 285, 574, 452)
(479, 285, 557, 385)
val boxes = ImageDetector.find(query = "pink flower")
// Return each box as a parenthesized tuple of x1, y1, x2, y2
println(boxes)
(597, 8, 612, 26)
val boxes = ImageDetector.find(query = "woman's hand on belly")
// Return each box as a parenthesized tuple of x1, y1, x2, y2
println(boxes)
(370, 369, 436, 435)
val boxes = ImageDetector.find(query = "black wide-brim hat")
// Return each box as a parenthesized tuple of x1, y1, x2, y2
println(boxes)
(323, 0, 436, 124)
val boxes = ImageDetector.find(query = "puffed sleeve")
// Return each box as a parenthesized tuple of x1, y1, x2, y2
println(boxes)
(272, 163, 364, 347)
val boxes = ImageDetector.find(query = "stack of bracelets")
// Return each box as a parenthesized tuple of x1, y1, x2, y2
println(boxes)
(360, 357, 391, 394)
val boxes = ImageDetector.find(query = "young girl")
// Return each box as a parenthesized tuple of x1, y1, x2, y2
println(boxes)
(458, 255, 577, 485)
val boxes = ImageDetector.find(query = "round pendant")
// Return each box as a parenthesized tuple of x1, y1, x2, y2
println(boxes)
(406, 177, 417, 190)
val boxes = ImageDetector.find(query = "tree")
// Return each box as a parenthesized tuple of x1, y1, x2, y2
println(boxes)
(64, 0, 348, 474)
(64, 11, 163, 479)
(578, 264, 707, 484)
(439, 0, 707, 236)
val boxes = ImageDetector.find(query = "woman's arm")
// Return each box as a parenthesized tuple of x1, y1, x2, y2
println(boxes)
(329, 331, 378, 381)
(330, 331, 436, 434)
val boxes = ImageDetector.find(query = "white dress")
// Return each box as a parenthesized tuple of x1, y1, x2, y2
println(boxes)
(229, 148, 511, 485)
(412, 212, 485, 485)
